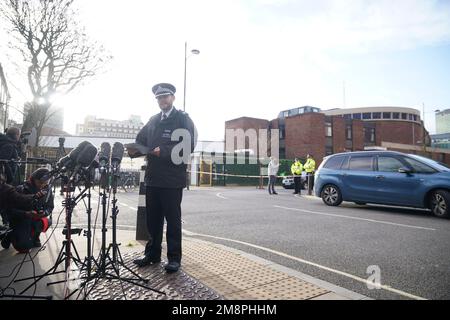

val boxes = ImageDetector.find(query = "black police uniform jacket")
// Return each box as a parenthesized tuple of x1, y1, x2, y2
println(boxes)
(136, 107, 197, 189)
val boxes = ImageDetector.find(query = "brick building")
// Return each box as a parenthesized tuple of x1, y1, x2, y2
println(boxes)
(225, 106, 450, 166)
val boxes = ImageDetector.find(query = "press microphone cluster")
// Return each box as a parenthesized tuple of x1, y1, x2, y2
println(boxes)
(54, 141, 98, 178)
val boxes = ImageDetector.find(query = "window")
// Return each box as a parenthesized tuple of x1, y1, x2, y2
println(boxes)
(413, 115, 418, 121)
(383, 112, 391, 119)
(377, 157, 404, 172)
(401, 113, 407, 120)
(364, 127, 376, 143)
(325, 146, 333, 156)
(363, 113, 372, 120)
(283, 111, 289, 118)
(298, 108, 304, 114)
(408, 114, 414, 121)
(349, 157, 374, 171)
(325, 123, 333, 137)
(324, 156, 347, 170)
(344, 114, 352, 119)
(373, 112, 381, 119)
(403, 157, 436, 174)
(393, 113, 400, 119)
(346, 125, 352, 140)
(353, 113, 362, 120)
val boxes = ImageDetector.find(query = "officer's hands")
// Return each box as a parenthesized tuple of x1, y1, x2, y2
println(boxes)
(150, 147, 161, 158)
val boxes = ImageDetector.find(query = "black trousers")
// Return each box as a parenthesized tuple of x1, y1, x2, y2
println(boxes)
(145, 187, 183, 263)
(294, 176, 302, 194)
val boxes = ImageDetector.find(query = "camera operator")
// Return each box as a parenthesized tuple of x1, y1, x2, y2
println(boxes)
(0, 127, 21, 229)
(0, 127, 21, 184)
(1, 168, 53, 252)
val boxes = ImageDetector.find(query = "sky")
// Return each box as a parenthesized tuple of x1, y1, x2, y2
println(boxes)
(1, 0, 450, 140)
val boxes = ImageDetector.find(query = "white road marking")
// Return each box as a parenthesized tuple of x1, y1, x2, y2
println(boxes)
(216, 193, 228, 200)
(274, 205, 436, 231)
(183, 229, 427, 300)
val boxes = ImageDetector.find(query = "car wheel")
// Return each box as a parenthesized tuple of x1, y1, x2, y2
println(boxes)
(354, 202, 366, 206)
(321, 185, 343, 206)
(430, 190, 450, 219)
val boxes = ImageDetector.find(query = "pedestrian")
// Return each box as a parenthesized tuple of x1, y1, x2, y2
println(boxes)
(133, 83, 197, 273)
(267, 157, 279, 195)
(291, 158, 303, 195)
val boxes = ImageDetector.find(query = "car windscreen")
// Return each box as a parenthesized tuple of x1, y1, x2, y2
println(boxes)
(407, 154, 450, 172)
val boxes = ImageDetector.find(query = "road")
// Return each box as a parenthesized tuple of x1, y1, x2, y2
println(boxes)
(60, 186, 450, 300)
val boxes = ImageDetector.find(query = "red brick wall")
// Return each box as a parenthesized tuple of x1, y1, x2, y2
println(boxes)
(373, 121, 424, 146)
(285, 113, 326, 163)
(352, 120, 364, 151)
(225, 117, 270, 156)
(332, 117, 346, 154)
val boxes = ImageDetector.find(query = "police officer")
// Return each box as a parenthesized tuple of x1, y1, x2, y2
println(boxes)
(303, 154, 316, 193)
(133, 83, 197, 273)
(291, 158, 303, 195)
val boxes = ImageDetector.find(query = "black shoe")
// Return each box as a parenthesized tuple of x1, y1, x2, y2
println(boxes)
(133, 255, 161, 267)
(293, 192, 298, 194)
(273, 192, 278, 195)
(164, 261, 180, 273)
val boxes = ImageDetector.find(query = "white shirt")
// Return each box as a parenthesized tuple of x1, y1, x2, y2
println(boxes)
(268, 160, 280, 176)
(161, 107, 174, 120)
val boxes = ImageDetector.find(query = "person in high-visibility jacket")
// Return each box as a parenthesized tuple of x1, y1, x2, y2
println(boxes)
(304, 154, 316, 193)
(291, 158, 303, 195)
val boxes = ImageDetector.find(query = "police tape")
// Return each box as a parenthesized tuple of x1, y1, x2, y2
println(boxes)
(186, 170, 300, 179)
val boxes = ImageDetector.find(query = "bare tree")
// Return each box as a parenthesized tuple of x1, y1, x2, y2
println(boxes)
(0, 0, 112, 145)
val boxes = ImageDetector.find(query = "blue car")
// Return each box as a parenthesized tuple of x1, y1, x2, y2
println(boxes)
(314, 151, 450, 218)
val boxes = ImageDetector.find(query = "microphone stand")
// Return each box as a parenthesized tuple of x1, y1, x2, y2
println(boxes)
(77, 162, 165, 300)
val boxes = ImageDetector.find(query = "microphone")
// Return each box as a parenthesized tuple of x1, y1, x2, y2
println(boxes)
(68, 143, 97, 181)
(98, 142, 111, 168)
(111, 142, 124, 168)
(76, 144, 98, 167)
(57, 141, 92, 172)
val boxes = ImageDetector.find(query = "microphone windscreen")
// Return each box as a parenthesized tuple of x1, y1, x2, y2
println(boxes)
(76, 145, 98, 167)
(111, 142, 124, 164)
(68, 141, 91, 161)
(99, 142, 111, 164)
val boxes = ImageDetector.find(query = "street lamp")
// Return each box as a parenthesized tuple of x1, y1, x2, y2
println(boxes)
(183, 41, 200, 112)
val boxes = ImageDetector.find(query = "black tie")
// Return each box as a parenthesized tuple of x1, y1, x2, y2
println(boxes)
(163, 114, 167, 120)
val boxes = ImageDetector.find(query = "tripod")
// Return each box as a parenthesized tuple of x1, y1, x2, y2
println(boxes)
(14, 182, 85, 297)
(69, 167, 165, 300)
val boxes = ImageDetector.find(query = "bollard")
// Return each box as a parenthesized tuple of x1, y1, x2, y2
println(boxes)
(307, 173, 315, 196)
(135, 166, 149, 241)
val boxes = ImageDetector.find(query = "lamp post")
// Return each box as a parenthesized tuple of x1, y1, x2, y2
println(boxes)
(183, 41, 200, 112)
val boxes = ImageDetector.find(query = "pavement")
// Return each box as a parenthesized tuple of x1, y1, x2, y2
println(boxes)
(0, 217, 368, 300)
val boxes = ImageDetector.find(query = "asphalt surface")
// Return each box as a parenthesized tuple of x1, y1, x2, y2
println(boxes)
(62, 186, 450, 300)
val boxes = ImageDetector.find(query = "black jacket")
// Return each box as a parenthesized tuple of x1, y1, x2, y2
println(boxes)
(0, 182, 35, 211)
(0, 133, 19, 184)
(15, 181, 54, 216)
(136, 108, 197, 188)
